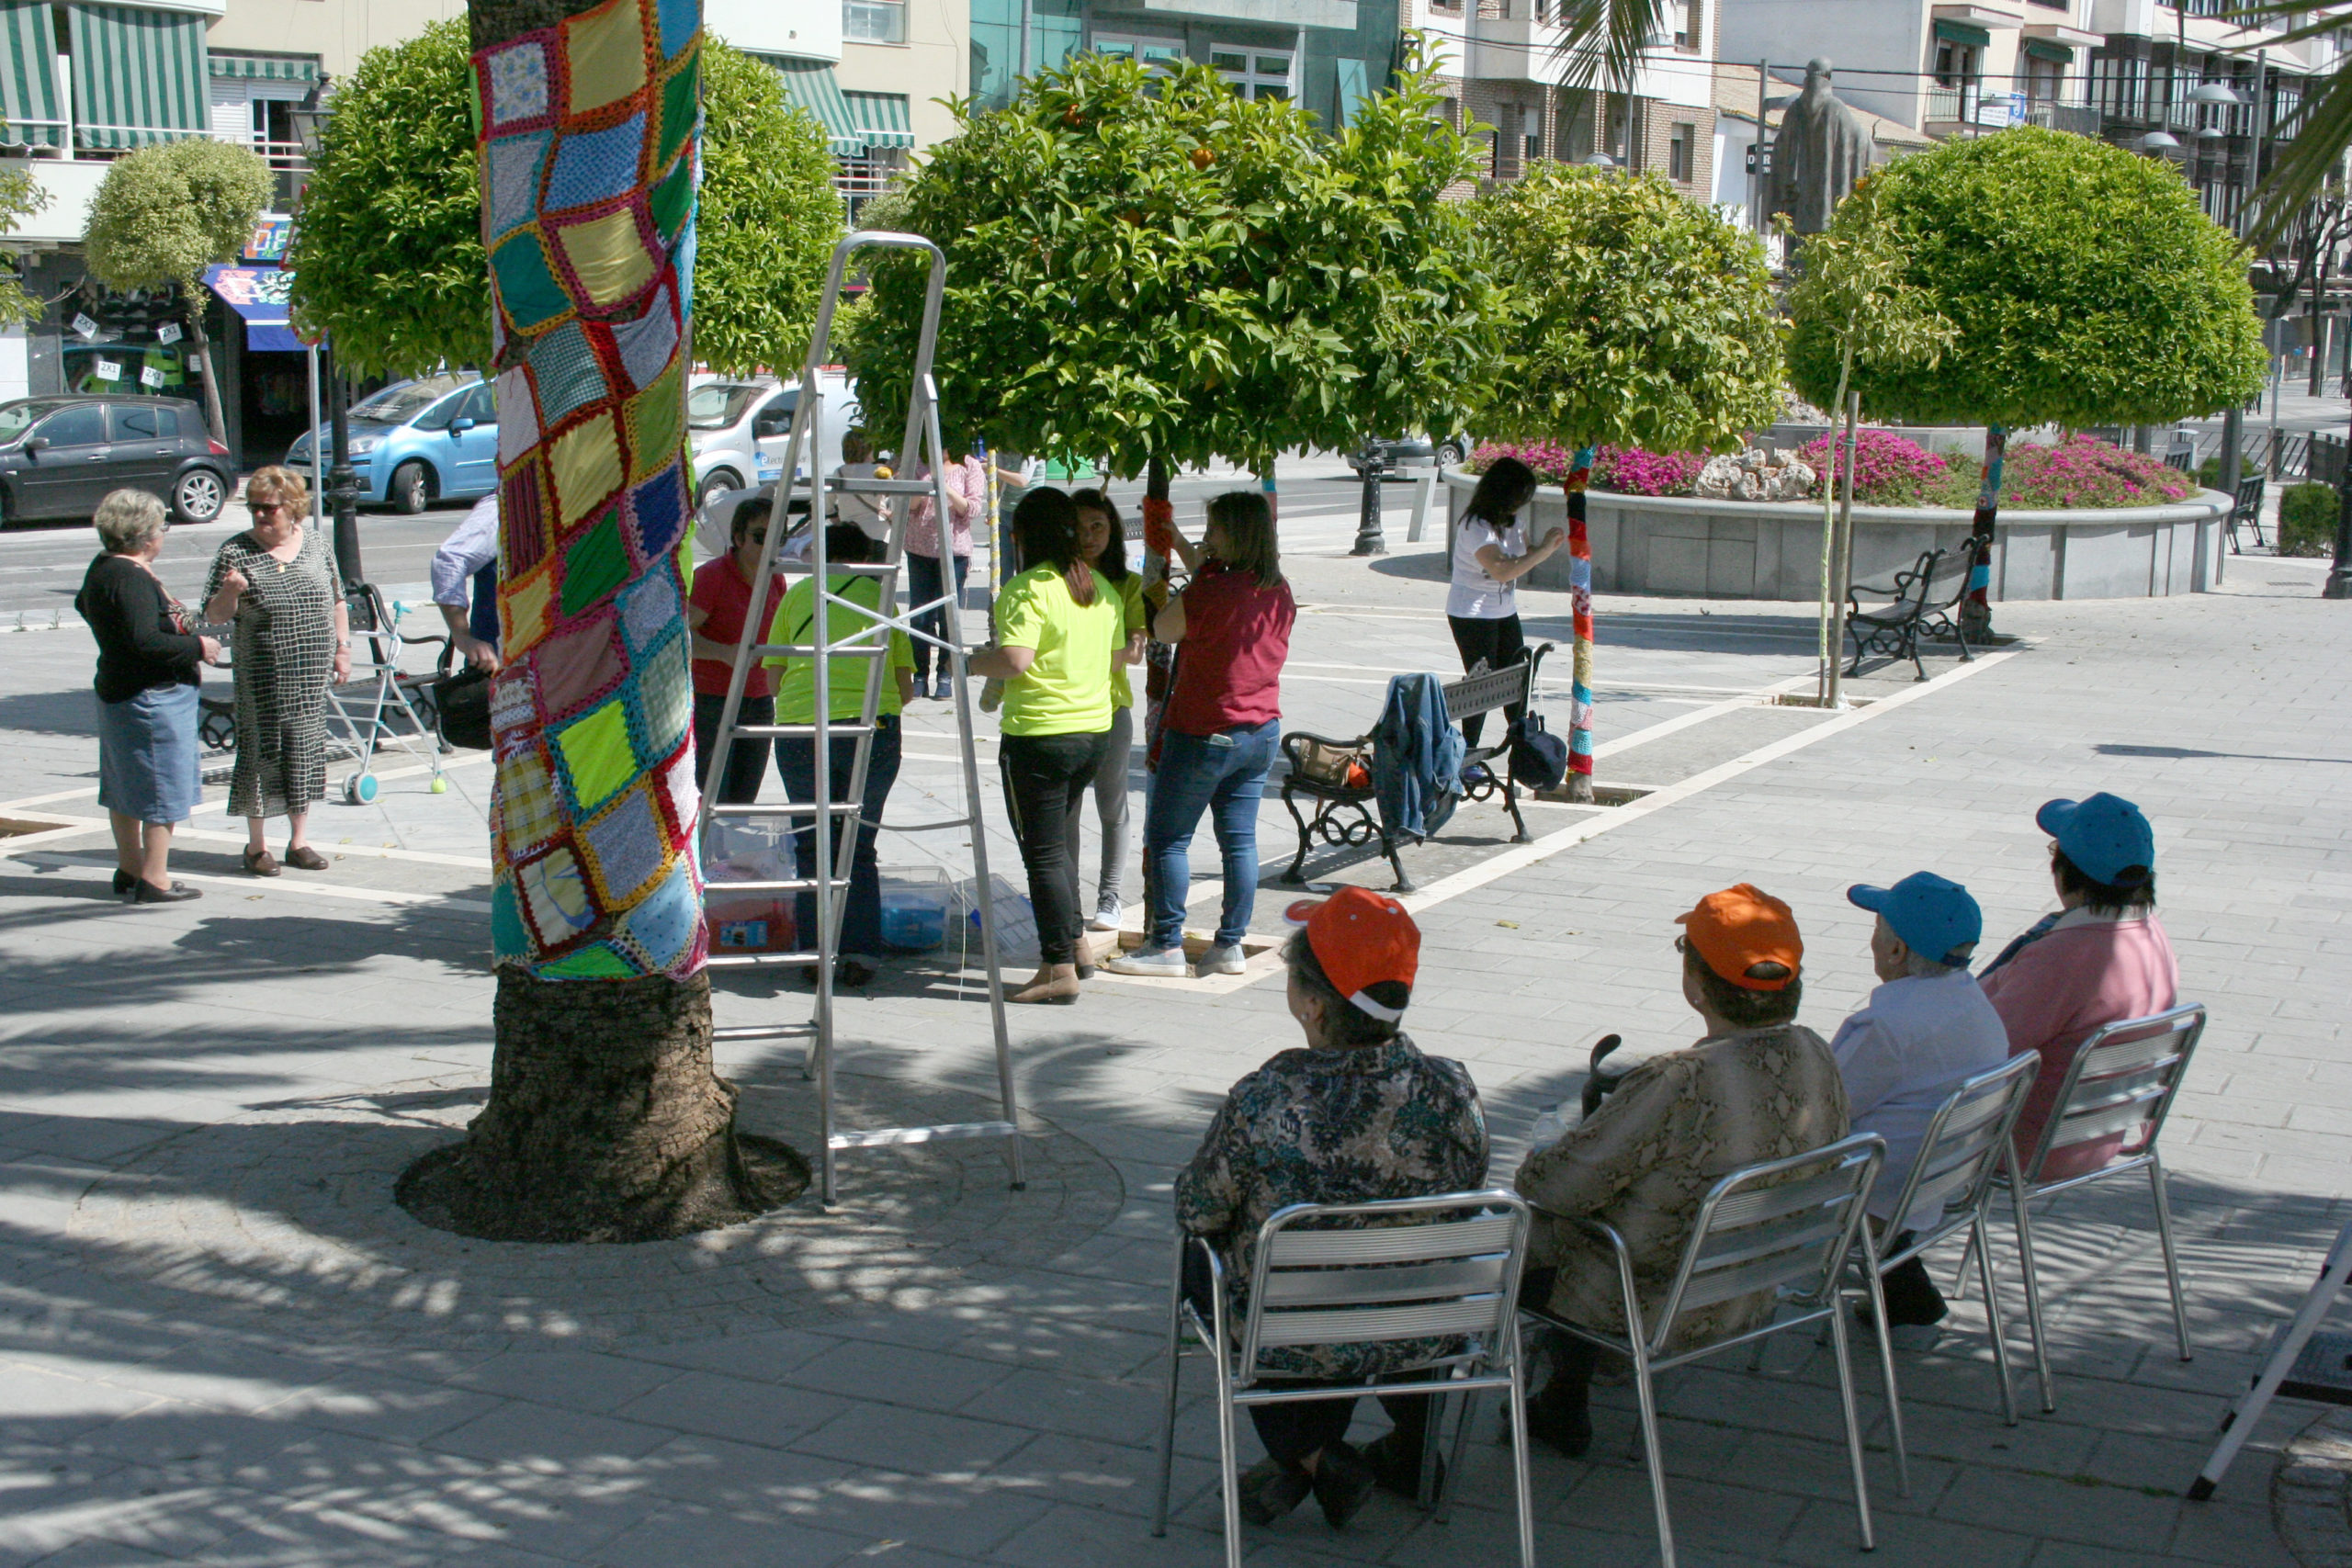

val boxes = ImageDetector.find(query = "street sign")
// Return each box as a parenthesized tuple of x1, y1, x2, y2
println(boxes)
(1746, 144, 1774, 175)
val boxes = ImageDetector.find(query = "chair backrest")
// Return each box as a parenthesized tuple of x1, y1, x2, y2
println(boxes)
(2233, 475, 2265, 519)
(1647, 1134, 1883, 1356)
(1877, 1052, 2041, 1243)
(2162, 447, 2194, 472)
(1442, 656, 1534, 725)
(1923, 547, 1973, 610)
(1237, 1190, 1531, 1382)
(2019, 1004, 2205, 1186)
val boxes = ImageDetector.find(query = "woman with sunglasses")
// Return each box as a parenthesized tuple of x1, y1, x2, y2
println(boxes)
(688, 494, 787, 804)
(203, 467, 348, 877)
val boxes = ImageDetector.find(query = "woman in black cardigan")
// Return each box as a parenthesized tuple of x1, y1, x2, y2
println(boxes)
(74, 489, 220, 903)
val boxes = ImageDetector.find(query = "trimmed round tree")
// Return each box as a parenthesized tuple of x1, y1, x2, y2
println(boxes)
(1788, 126, 2265, 635)
(83, 140, 275, 444)
(289, 19, 837, 378)
(1472, 164, 1782, 797)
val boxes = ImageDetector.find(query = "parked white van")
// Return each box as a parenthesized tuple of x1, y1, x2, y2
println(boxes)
(686, 368, 864, 512)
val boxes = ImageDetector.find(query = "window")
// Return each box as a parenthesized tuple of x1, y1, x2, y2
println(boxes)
(843, 0, 906, 43)
(1442, 96, 1460, 130)
(37, 406, 107, 447)
(1668, 121, 1692, 181)
(1092, 31, 1185, 70)
(1935, 40, 1980, 88)
(1494, 103, 1523, 179)
(1211, 45, 1293, 101)
(114, 405, 160, 440)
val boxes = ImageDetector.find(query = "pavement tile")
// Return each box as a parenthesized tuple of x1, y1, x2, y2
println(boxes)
(582, 1503, 865, 1568)
(776, 1340, 1017, 1416)
(607, 1369, 850, 1451)
(446, 1352, 684, 1416)
(789, 1404, 1035, 1473)
(424, 1404, 677, 1469)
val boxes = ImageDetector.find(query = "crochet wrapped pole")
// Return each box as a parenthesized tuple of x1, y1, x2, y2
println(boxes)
(1563, 446, 1597, 803)
(1961, 423, 2007, 642)
(397, 0, 804, 1242)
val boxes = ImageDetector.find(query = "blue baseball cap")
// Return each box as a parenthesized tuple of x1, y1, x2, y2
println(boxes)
(2037, 794, 2154, 886)
(1847, 872, 1983, 966)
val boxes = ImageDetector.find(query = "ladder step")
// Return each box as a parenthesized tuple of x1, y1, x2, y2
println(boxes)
(704, 876, 827, 893)
(712, 1022, 819, 1043)
(707, 801, 861, 817)
(733, 723, 876, 739)
(779, 559, 897, 577)
(705, 949, 828, 967)
(752, 644, 887, 659)
(829, 1120, 1018, 1150)
(825, 477, 944, 496)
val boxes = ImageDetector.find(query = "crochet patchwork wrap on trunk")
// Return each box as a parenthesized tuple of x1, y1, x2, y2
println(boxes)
(474, 0, 709, 981)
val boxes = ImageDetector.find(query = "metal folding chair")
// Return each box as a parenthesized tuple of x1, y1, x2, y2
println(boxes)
(1523, 1134, 1886, 1568)
(1975, 1005, 2206, 1414)
(1150, 1191, 1535, 1568)
(1845, 1052, 2042, 1496)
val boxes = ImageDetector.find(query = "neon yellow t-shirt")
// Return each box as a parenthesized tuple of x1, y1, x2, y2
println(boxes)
(1107, 571, 1148, 710)
(996, 563, 1120, 737)
(762, 572, 916, 724)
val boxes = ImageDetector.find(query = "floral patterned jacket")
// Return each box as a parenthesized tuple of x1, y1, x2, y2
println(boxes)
(1174, 1033, 1489, 1380)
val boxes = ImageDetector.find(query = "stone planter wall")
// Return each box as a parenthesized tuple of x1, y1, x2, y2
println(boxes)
(1442, 474, 2233, 601)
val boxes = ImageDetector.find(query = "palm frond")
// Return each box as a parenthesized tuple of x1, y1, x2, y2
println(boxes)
(1549, 0, 1671, 96)
(2248, 54, 2352, 249)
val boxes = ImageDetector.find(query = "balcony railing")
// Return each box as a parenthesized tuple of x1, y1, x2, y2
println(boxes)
(2026, 99, 2104, 136)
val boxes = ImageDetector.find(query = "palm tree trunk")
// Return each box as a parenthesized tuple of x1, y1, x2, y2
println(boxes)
(398, 0, 805, 1242)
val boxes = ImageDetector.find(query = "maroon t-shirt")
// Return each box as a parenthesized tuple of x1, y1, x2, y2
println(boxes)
(1163, 561, 1295, 736)
(689, 555, 785, 699)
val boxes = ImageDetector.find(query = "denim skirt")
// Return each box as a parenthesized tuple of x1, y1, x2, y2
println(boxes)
(96, 682, 201, 826)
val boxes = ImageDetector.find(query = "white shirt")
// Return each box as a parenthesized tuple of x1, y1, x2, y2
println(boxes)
(1828, 970, 2012, 1231)
(1448, 515, 1524, 619)
(430, 494, 500, 608)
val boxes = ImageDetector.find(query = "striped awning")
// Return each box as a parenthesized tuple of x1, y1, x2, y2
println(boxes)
(756, 55, 865, 156)
(0, 2, 64, 149)
(843, 91, 912, 150)
(209, 54, 320, 84)
(70, 3, 208, 152)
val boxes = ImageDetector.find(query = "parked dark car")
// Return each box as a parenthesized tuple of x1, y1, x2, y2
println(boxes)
(1347, 433, 1470, 474)
(0, 396, 232, 525)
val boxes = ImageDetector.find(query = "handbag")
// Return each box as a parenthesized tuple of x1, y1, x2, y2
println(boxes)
(1508, 710, 1570, 792)
(428, 647, 492, 751)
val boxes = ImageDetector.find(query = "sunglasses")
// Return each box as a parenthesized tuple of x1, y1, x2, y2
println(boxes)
(252, 501, 289, 516)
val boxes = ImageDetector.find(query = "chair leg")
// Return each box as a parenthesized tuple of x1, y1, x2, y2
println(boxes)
(1973, 1209, 2018, 1428)
(1503, 778, 1530, 843)
(2149, 1152, 2194, 1363)
(1214, 1360, 1244, 1568)
(1629, 1348, 1678, 1568)
(1380, 822, 1414, 893)
(1150, 1265, 1184, 1536)
(1505, 1353, 1538, 1568)
(2010, 1178, 2057, 1414)
(1279, 789, 1312, 884)
(1862, 1264, 1911, 1498)
(1906, 626, 1928, 682)
(1826, 1304, 1878, 1551)
(1433, 1385, 1469, 1520)
(1949, 1226, 1977, 1301)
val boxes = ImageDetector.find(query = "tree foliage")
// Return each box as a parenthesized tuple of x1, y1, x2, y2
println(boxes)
(843, 43, 1498, 475)
(285, 18, 483, 378)
(1471, 164, 1782, 451)
(1787, 128, 2265, 429)
(290, 26, 838, 379)
(0, 165, 49, 327)
(85, 138, 273, 292)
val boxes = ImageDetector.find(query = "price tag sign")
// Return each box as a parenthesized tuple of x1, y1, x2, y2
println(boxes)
(71, 313, 99, 339)
(93, 358, 122, 381)
(156, 322, 181, 345)
(139, 366, 164, 389)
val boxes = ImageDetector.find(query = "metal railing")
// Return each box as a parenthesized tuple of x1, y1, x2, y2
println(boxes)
(2026, 99, 2104, 136)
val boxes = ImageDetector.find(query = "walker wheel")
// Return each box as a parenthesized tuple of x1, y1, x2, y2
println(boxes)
(429, 776, 447, 795)
(345, 773, 379, 805)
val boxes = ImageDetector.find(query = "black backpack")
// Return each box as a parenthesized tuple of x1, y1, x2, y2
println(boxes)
(1508, 711, 1569, 792)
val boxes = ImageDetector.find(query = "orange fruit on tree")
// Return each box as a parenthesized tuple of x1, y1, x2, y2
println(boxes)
(1191, 146, 1215, 170)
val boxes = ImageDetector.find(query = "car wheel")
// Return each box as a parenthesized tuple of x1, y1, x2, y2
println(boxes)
(173, 468, 226, 525)
(1437, 439, 1467, 468)
(390, 461, 430, 515)
(696, 468, 742, 511)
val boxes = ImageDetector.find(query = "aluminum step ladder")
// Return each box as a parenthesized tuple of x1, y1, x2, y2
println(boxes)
(699, 232, 1021, 1206)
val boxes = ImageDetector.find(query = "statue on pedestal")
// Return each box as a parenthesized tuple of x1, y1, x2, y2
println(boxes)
(1770, 59, 1875, 236)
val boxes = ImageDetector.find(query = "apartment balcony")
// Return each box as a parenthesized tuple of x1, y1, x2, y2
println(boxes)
(1925, 83, 2022, 132)
(2026, 97, 2103, 136)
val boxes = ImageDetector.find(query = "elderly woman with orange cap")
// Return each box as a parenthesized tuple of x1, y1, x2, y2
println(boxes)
(1173, 886, 1488, 1531)
(1514, 884, 1849, 1456)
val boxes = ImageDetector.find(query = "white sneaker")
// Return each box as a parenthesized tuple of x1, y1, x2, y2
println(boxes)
(1086, 899, 1123, 932)
(1197, 942, 1247, 976)
(1103, 945, 1189, 977)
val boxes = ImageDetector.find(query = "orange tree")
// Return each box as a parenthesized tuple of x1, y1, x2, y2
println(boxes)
(844, 41, 1497, 488)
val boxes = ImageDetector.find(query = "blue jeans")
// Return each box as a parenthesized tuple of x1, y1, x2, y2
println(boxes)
(905, 551, 969, 684)
(775, 716, 902, 960)
(1142, 717, 1279, 950)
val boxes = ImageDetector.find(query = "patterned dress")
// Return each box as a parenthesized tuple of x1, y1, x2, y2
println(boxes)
(1174, 1033, 1489, 1380)
(1516, 1022, 1850, 1351)
(206, 525, 340, 819)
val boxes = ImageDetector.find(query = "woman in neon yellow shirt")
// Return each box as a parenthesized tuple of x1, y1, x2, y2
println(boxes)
(967, 488, 1122, 1005)
(1068, 488, 1149, 933)
(763, 525, 917, 989)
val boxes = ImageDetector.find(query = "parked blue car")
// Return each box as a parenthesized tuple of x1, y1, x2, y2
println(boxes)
(284, 373, 498, 513)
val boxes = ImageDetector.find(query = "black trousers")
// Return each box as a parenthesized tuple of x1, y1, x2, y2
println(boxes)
(1879, 1232, 1948, 1325)
(1445, 613, 1528, 750)
(1181, 1247, 1434, 1469)
(693, 692, 774, 806)
(999, 729, 1113, 964)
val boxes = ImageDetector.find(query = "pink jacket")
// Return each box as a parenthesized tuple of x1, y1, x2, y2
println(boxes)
(1978, 909, 2178, 1183)
(906, 456, 983, 560)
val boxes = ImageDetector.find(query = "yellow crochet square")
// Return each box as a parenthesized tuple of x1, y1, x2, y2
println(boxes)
(564, 0, 648, 117)
(557, 208, 654, 308)
(550, 412, 624, 529)
(497, 745, 562, 859)
(502, 556, 557, 658)
(628, 362, 682, 484)
(557, 696, 636, 813)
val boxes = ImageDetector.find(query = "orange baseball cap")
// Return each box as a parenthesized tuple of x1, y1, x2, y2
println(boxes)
(1676, 884, 1803, 991)
(1283, 887, 1419, 1021)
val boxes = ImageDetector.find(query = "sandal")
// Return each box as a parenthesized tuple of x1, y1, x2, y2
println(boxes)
(283, 845, 329, 872)
(243, 847, 280, 878)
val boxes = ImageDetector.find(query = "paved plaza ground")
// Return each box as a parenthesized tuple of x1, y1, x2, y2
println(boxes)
(0, 490, 2347, 1568)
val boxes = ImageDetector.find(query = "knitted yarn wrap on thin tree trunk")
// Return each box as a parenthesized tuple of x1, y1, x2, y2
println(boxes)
(1563, 448, 1597, 790)
(474, 0, 709, 981)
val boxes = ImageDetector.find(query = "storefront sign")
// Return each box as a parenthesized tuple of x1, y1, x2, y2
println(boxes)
(205, 267, 292, 311)
(243, 216, 291, 263)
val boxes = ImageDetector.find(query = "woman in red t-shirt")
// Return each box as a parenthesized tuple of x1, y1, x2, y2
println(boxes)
(687, 496, 786, 804)
(1103, 491, 1295, 980)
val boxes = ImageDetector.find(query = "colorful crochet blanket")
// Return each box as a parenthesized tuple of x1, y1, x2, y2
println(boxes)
(474, 0, 708, 981)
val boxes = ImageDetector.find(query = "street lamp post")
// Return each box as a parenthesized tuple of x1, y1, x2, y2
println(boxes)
(285, 85, 361, 590)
